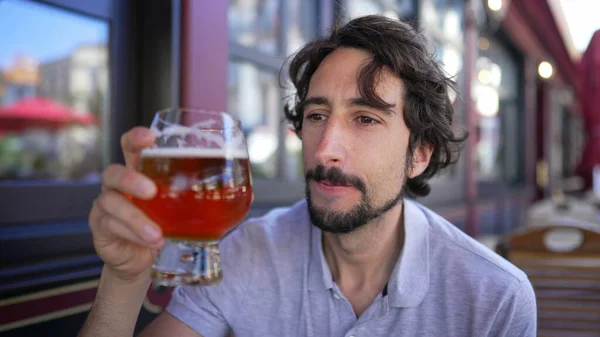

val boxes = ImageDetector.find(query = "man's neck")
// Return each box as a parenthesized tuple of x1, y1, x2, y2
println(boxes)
(322, 201, 405, 317)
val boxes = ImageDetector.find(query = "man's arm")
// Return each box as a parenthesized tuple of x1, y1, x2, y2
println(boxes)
(78, 266, 202, 337)
(488, 279, 537, 337)
(139, 312, 203, 337)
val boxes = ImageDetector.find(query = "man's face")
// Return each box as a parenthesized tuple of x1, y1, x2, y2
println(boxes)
(301, 48, 414, 234)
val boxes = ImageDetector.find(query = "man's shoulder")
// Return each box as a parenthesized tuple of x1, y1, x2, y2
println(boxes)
(227, 199, 309, 240)
(220, 199, 311, 259)
(409, 200, 528, 285)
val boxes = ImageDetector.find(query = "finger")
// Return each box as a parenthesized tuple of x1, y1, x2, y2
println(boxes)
(120, 127, 155, 169)
(102, 164, 157, 199)
(95, 190, 163, 245)
(98, 214, 163, 249)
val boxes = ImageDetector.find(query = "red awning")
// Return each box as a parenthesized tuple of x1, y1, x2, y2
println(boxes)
(0, 97, 96, 132)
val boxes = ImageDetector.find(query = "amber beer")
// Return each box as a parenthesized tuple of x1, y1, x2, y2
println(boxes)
(133, 148, 252, 241)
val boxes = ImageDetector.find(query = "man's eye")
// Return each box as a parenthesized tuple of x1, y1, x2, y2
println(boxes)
(307, 113, 327, 121)
(358, 116, 378, 124)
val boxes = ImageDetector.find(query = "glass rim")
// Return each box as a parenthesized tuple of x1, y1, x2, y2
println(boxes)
(154, 107, 242, 129)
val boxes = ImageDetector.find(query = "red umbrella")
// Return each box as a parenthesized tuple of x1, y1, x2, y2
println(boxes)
(576, 30, 600, 189)
(0, 97, 96, 132)
(72, 112, 97, 125)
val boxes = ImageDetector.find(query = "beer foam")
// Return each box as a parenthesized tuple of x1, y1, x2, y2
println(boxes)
(141, 147, 248, 159)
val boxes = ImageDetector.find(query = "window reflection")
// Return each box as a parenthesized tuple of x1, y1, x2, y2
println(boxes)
(422, 0, 463, 44)
(228, 0, 279, 55)
(346, 0, 399, 20)
(227, 62, 279, 178)
(287, 0, 316, 54)
(475, 37, 521, 183)
(0, 0, 109, 181)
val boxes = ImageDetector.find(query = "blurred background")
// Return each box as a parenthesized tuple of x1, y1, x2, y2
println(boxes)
(1, 0, 600, 336)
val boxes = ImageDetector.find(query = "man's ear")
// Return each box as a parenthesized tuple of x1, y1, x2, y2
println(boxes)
(408, 142, 433, 178)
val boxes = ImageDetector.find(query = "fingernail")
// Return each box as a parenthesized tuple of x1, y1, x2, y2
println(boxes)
(136, 178, 156, 197)
(142, 224, 161, 242)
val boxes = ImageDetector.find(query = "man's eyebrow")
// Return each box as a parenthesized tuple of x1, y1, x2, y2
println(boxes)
(302, 96, 331, 107)
(348, 97, 396, 116)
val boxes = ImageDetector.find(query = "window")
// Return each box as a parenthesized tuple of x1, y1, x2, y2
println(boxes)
(229, 0, 279, 55)
(0, 0, 109, 182)
(228, 61, 280, 178)
(0, 0, 143, 226)
(417, 0, 466, 203)
(344, 0, 416, 21)
(228, 0, 322, 191)
(562, 109, 584, 178)
(475, 36, 523, 185)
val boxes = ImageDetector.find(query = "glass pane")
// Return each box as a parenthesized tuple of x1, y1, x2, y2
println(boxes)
(0, 0, 109, 181)
(346, 0, 398, 20)
(228, 0, 279, 55)
(421, 0, 464, 45)
(474, 56, 503, 181)
(287, 0, 316, 54)
(227, 61, 279, 179)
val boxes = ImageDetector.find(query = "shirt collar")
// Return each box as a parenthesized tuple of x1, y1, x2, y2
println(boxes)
(307, 199, 430, 308)
(308, 220, 333, 291)
(387, 199, 430, 307)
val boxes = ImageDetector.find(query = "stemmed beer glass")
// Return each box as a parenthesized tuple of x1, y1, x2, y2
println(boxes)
(132, 108, 252, 286)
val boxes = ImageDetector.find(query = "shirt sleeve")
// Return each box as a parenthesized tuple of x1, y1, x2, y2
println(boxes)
(166, 284, 230, 337)
(165, 223, 256, 337)
(488, 278, 537, 337)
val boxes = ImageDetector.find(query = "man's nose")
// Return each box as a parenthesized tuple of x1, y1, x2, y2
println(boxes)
(314, 118, 347, 166)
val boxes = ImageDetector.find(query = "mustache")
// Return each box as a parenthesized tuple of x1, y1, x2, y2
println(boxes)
(305, 165, 367, 194)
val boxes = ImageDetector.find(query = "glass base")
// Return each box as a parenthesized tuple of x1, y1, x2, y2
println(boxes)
(151, 239, 222, 287)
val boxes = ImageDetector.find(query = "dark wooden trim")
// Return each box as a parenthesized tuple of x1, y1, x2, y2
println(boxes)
(35, 0, 112, 20)
(0, 183, 100, 224)
(0, 284, 98, 329)
(137, 0, 176, 126)
(171, 0, 182, 108)
(109, 0, 141, 164)
(0, 218, 100, 297)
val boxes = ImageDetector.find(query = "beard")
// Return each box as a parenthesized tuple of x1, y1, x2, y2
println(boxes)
(305, 165, 405, 234)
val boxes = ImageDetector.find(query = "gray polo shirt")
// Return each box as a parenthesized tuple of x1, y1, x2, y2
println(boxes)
(166, 199, 536, 337)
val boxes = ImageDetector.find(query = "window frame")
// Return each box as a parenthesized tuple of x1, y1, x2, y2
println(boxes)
(0, 0, 181, 297)
(415, 0, 467, 206)
(475, 29, 527, 196)
(0, 0, 180, 223)
(0, 0, 113, 224)
(227, 0, 334, 207)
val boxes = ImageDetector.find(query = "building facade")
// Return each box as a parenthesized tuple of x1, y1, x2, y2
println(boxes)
(0, 0, 583, 334)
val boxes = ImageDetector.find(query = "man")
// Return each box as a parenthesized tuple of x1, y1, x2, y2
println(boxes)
(79, 15, 536, 337)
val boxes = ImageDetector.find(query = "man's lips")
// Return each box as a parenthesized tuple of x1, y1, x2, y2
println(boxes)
(319, 180, 352, 187)
(313, 180, 355, 195)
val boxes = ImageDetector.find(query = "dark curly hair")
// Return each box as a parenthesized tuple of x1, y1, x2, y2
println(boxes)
(284, 15, 467, 198)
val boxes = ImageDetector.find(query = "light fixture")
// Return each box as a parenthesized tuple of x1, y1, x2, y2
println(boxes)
(478, 37, 490, 50)
(487, 0, 503, 12)
(478, 69, 492, 84)
(476, 85, 500, 117)
(538, 61, 553, 79)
